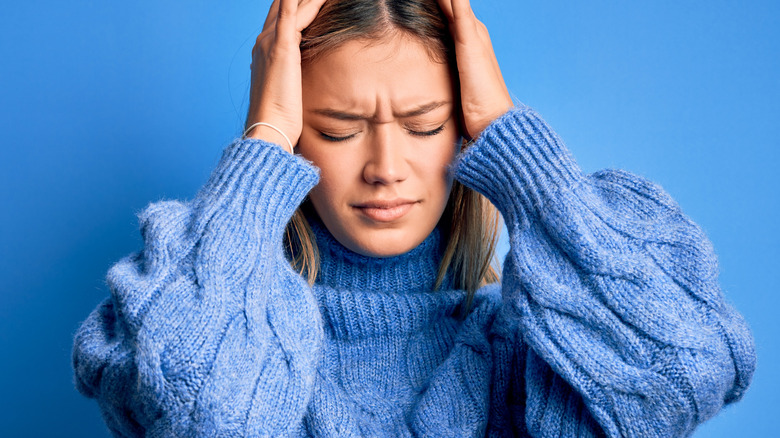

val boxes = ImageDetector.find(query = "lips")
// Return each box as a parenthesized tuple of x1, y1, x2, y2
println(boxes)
(353, 199, 418, 222)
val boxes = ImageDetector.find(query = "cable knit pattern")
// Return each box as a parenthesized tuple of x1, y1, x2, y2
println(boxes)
(72, 141, 324, 437)
(453, 106, 756, 437)
(72, 106, 756, 437)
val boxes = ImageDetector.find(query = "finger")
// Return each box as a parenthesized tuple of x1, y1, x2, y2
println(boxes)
(262, 0, 281, 32)
(275, 0, 299, 45)
(447, 0, 481, 44)
(436, 0, 454, 21)
(295, 0, 329, 32)
(450, 0, 473, 19)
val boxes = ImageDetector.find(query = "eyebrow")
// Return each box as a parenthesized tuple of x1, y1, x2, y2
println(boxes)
(310, 101, 451, 121)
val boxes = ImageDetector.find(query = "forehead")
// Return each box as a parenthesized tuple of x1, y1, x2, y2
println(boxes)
(301, 36, 454, 113)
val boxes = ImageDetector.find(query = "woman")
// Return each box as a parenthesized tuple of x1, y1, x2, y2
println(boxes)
(71, 0, 756, 436)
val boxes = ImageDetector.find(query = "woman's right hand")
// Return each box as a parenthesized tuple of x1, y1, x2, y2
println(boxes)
(245, 0, 328, 150)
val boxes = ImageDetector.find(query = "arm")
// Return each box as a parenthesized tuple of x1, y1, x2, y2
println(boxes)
(72, 139, 322, 437)
(453, 106, 757, 437)
(73, 0, 333, 433)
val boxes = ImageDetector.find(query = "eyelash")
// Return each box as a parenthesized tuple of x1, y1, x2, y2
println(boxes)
(319, 124, 446, 142)
(413, 125, 446, 137)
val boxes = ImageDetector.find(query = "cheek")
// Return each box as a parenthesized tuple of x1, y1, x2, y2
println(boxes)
(308, 158, 350, 208)
(306, 171, 348, 229)
(414, 136, 459, 202)
(296, 137, 358, 211)
(423, 130, 459, 177)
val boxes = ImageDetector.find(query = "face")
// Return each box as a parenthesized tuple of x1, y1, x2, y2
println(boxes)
(297, 34, 459, 258)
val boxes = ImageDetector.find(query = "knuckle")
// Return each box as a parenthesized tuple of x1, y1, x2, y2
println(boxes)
(252, 36, 274, 57)
(254, 33, 270, 51)
(268, 43, 293, 61)
(277, 7, 295, 20)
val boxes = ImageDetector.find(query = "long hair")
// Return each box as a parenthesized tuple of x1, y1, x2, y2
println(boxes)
(284, 0, 501, 315)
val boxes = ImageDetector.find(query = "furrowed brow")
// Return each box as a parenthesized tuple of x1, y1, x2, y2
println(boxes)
(310, 109, 371, 121)
(395, 101, 450, 118)
(310, 101, 451, 121)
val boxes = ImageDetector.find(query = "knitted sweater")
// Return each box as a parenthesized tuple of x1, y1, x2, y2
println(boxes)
(72, 106, 756, 437)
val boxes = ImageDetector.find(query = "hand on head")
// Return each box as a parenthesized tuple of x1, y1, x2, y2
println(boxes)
(245, 0, 329, 150)
(435, 0, 514, 141)
(245, 0, 513, 151)
(245, 0, 509, 259)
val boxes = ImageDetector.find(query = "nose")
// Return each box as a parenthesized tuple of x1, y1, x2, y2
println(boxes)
(362, 125, 410, 185)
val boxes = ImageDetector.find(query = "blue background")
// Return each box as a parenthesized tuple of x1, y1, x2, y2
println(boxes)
(1, 1, 777, 436)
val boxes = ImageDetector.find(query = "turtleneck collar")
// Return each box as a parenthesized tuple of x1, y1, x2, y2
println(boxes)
(306, 211, 452, 294)
(300, 208, 473, 340)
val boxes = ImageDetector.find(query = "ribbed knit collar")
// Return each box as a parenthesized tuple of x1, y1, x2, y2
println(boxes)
(305, 211, 466, 340)
(307, 211, 452, 294)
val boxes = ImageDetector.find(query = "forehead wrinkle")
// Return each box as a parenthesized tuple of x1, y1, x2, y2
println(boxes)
(303, 36, 454, 126)
(310, 100, 451, 124)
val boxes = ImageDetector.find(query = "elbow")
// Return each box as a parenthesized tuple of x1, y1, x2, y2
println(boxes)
(659, 301, 757, 433)
(72, 297, 119, 398)
(72, 298, 152, 437)
(691, 301, 757, 412)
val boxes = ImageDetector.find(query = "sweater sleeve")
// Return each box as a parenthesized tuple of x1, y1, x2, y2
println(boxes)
(452, 106, 757, 437)
(71, 139, 323, 437)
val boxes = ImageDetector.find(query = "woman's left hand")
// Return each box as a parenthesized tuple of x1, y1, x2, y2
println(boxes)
(437, 0, 514, 141)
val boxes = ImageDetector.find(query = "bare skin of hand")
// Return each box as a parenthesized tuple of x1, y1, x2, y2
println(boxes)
(436, 0, 514, 141)
(245, 0, 328, 151)
(246, 0, 511, 148)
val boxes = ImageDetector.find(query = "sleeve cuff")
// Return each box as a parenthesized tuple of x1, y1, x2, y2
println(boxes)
(194, 138, 320, 236)
(451, 106, 585, 229)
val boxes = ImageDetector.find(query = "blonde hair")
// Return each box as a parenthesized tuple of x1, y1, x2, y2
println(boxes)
(283, 0, 502, 315)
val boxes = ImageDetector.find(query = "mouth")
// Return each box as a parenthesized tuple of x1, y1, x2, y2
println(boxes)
(352, 199, 419, 222)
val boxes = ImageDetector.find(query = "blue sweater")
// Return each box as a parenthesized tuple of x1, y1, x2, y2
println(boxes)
(72, 106, 756, 437)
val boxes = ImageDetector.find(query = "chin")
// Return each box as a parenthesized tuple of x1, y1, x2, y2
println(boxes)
(346, 227, 425, 258)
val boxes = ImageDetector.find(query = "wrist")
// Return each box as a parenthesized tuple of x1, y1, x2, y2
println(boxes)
(467, 100, 516, 141)
(452, 106, 584, 230)
(244, 124, 294, 153)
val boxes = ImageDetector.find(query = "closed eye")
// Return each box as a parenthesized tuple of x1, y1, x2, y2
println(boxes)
(319, 132, 358, 142)
(408, 124, 446, 137)
(319, 123, 446, 142)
